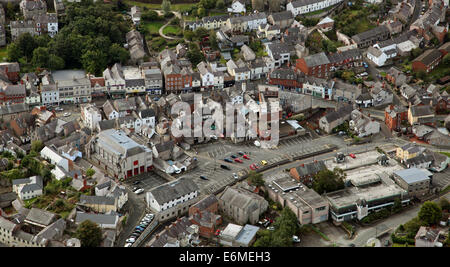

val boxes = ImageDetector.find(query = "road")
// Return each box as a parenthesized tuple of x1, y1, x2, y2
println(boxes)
(159, 21, 182, 40)
(115, 188, 146, 247)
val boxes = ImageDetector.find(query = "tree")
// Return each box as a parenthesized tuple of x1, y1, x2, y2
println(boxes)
(197, 6, 206, 17)
(142, 10, 160, 21)
(76, 220, 103, 247)
(162, 0, 171, 14)
(186, 44, 205, 66)
(418, 201, 442, 226)
(108, 43, 130, 64)
(312, 168, 345, 194)
(392, 198, 402, 213)
(7, 43, 22, 62)
(86, 168, 95, 178)
(410, 47, 423, 59)
(247, 171, 264, 187)
(184, 30, 195, 41)
(442, 54, 450, 67)
(16, 33, 37, 61)
(32, 47, 50, 68)
(47, 54, 65, 70)
(31, 140, 44, 153)
(439, 198, 450, 211)
(216, 0, 225, 9)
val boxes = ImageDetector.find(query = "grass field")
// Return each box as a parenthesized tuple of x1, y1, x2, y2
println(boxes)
(162, 25, 182, 35)
(143, 21, 165, 34)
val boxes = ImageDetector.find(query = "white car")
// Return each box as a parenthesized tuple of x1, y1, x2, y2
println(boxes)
(233, 173, 238, 179)
(293, 235, 301, 243)
(126, 238, 135, 243)
(124, 243, 133, 247)
(63, 112, 71, 117)
(135, 188, 144, 195)
(55, 107, 63, 111)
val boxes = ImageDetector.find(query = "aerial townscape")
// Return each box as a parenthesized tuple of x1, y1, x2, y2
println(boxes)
(0, 0, 449, 249)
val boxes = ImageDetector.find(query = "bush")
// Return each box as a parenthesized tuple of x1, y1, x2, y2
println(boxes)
(391, 233, 415, 245)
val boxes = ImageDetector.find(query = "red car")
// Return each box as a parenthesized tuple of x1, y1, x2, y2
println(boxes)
(250, 163, 258, 170)
(349, 153, 356, 159)
(215, 229, 221, 236)
(243, 154, 250, 160)
(234, 158, 243, 163)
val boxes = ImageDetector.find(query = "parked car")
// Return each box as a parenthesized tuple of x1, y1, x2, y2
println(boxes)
(260, 160, 268, 166)
(249, 164, 258, 170)
(292, 236, 301, 243)
(234, 158, 243, 163)
(135, 188, 144, 195)
(124, 243, 133, 247)
(55, 107, 63, 111)
(230, 155, 238, 159)
(243, 154, 250, 160)
(238, 151, 245, 156)
(132, 181, 140, 185)
(224, 158, 233, 163)
(215, 229, 221, 236)
(220, 164, 231, 170)
(63, 112, 71, 117)
(126, 238, 136, 243)
(349, 153, 356, 159)
(199, 175, 208, 180)
(232, 173, 238, 179)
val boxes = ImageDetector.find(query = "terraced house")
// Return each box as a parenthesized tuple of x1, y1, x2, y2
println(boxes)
(287, 0, 343, 16)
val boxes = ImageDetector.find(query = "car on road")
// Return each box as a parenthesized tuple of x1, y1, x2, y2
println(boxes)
(220, 164, 231, 170)
(238, 151, 245, 156)
(63, 112, 71, 117)
(260, 160, 268, 166)
(234, 158, 243, 163)
(233, 173, 238, 179)
(243, 154, 250, 160)
(224, 158, 233, 163)
(292, 236, 301, 243)
(199, 175, 208, 180)
(349, 153, 356, 159)
(230, 155, 238, 159)
(135, 188, 145, 195)
(124, 243, 133, 247)
(249, 164, 258, 170)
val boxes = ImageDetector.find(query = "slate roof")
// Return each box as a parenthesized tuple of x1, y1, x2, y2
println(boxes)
(304, 52, 330, 67)
(25, 208, 57, 227)
(149, 177, 199, 205)
(79, 195, 116, 206)
(294, 161, 327, 177)
(413, 49, 442, 66)
(410, 105, 433, 117)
